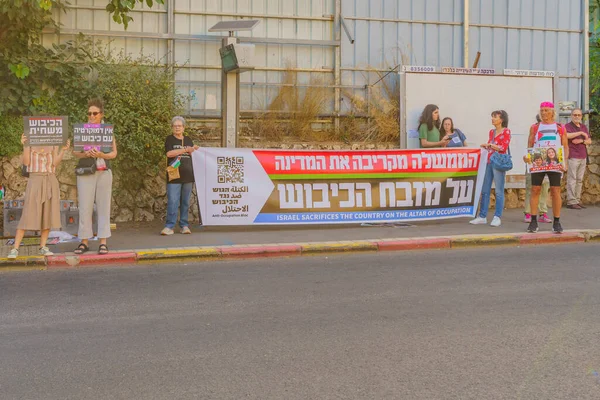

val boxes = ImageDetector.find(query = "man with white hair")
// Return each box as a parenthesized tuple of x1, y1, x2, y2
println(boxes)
(526, 102, 569, 234)
(161, 116, 199, 236)
(565, 108, 591, 209)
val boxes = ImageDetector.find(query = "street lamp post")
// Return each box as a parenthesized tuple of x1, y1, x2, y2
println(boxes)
(209, 20, 260, 148)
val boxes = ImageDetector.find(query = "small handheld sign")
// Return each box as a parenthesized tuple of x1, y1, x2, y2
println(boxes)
(23, 116, 68, 146)
(73, 123, 114, 152)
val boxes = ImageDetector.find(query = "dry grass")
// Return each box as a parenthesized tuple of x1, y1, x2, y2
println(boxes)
(341, 69, 400, 143)
(245, 68, 333, 141)
(243, 65, 401, 143)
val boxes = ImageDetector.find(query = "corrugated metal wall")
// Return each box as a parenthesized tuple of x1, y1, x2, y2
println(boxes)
(48, 0, 587, 117)
(469, 0, 583, 104)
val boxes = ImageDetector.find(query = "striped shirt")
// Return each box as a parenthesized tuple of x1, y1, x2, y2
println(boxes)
(28, 149, 55, 174)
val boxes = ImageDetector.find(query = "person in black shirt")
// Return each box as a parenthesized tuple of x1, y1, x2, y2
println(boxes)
(161, 116, 199, 235)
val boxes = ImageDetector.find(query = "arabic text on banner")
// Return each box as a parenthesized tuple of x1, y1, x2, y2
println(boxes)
(192, 148, 487, 226)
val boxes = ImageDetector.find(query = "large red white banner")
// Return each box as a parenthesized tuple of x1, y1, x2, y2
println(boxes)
(192, 148, 487, 226)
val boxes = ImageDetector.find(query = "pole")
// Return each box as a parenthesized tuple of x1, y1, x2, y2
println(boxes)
(463, 0, 470, 68)
(584, 0, 590, 115)
(472, 51, 481, 68)
(334, 0, 342, 134)
(221, 37, 240, 148)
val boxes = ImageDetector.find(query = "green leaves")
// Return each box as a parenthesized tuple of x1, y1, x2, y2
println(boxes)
(105, 0, 164, 30)
(8, 64, 30, 79)
(91, 53, 185, 181)
(38, 0, 52, 10)
(0, 115, 25, 157)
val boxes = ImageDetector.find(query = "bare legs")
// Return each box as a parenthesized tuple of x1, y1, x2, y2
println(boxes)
(12, 228, 51, 250)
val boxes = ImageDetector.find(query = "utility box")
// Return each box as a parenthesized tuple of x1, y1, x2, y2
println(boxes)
(3, 208, 23, 237)
(3, 200, 97, 237)
(219, 43, 256, 73)
(60, 206, 98, 236)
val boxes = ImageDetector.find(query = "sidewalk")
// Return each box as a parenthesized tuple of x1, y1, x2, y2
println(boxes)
(1, 206, 599, 268)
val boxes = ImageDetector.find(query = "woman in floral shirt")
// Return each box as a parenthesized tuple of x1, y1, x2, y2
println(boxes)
(470, 110, 511, 227)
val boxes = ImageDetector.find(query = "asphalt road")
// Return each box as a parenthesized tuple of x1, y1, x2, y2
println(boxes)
(2, 245, 600, 399)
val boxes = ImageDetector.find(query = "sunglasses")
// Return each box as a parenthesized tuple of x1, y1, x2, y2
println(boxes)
(87, 111, 101, 116)
(572, 114, 582, 117)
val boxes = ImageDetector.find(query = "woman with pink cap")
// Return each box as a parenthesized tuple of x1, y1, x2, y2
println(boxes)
(524, 101, 569, 234)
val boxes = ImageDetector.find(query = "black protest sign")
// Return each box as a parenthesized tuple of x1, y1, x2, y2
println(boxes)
(73, 124, 114, 152)
(23, 116, 68, 146)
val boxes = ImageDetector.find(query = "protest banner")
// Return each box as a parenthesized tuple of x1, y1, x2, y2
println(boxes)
(192, 148, 487, 226)
(73, 124, 114, 152)
(23, 116, 68, 146)
(526, 146, 565, 173)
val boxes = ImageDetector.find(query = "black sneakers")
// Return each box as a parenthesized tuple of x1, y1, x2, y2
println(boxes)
(528, 218, 564, 234)
(527, 220, 539, 233)
(552, 220, 563, 234)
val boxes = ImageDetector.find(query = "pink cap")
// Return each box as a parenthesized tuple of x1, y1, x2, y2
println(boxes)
(540, 101, 554, 108)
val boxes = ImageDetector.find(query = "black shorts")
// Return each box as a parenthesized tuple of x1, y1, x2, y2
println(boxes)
(531, 171, 562, 187)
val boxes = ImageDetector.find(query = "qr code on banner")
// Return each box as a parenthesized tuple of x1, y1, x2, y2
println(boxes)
(217, 156, 245, 183)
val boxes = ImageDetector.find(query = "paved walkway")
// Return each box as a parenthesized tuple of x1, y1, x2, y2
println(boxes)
(1, 206, 599, 268)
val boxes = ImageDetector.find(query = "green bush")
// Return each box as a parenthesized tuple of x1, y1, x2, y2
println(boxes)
(0, 47, 186, 188)
(0, 115, 24, 158)
(1, 0, 185, 191)
(91, 53, 186, 189)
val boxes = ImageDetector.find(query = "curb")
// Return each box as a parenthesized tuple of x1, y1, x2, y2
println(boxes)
(450, 234, 520, 248)
(1, 229, 599, 271)
(46, 252, 138, 268)
(219, 244, 302, 258)
(300, 241, 378, 254)
(517, 231, 586, 245)
(137, 247, 220, 261)
(0, 255, 46, 267)
(376, 238, 450, 251)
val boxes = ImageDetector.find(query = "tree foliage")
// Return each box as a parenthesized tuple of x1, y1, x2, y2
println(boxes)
(0, 1, 105, 115)
(90, 53, 186, 188)
(0, 0, 164, 115)
(0, 0, 185, 181)
(105, 0, 165, 29)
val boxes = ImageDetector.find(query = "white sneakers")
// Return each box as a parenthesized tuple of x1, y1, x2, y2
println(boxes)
(7, 247, 53, 259)
(469, 216, 501, 227)
(39, 247, 54, 256)
(469, 217, 487, 225)
(161, 227, 175, 235)
(7, 248, 18, 259)
(490, 216, 502, 227)
(161, 227, 191, 235)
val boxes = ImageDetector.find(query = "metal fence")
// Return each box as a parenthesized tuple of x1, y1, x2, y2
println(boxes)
(46, 0, 589, 120)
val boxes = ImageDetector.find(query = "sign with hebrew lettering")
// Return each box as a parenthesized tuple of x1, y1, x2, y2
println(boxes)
(23, 116, 68, 146)
(73, 124, 114, 152)
(192, 148, 487, 226)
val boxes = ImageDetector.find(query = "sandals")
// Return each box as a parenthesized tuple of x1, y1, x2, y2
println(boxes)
(73, 243, 109, 255)
(98, 244, 109, 255)
(73, 243, 89, 255)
